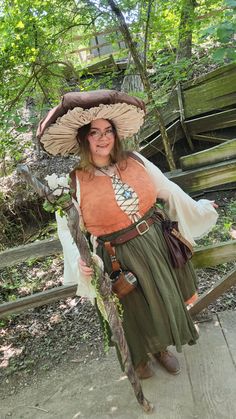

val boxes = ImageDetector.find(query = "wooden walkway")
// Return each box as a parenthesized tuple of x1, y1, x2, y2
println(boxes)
(0, 311, 236, 419)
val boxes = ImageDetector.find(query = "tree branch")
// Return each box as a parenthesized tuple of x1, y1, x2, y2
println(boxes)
(107, 0, 176, 170)
(143, 0, 153, 71)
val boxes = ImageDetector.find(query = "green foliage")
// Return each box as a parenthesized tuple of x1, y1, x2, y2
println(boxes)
(0, 255, 57, 303)
(43, 193, 71, 216)
(0, 106, 32, 174)
(0, 0, 96, 170)
(197, 198, 236, 247)
(199, 0, 236, 63)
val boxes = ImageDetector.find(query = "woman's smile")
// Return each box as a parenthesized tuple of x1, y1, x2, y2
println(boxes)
(87, 119, 115, 165)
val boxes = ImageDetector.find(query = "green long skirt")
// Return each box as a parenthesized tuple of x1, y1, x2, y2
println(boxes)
(97, 217, 199, 369)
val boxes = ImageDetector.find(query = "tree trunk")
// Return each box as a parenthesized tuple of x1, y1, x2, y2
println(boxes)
(107, 0, 176, 170)
(176, 0, 196, 61)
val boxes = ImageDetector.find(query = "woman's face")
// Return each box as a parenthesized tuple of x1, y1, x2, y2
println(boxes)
(87, 119, 115, 163)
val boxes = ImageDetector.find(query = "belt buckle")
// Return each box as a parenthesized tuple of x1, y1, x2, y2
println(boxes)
(136, 220, 149, 235)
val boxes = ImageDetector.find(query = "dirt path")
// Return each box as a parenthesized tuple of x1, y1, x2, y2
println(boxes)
(0, 348, 142, 419)
(1, 313, 236, 419)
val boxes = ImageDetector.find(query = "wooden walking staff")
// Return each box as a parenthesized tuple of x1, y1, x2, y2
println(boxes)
(17, 165, 154, 414)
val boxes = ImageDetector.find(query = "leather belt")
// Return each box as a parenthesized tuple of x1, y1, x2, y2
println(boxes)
(110, 217, 155, 246)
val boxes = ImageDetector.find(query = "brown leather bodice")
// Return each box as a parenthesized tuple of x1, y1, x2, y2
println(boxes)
(76, 157, 157, 236)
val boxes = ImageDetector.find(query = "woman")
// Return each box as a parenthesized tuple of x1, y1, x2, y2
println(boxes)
(38, 90, 218, 379)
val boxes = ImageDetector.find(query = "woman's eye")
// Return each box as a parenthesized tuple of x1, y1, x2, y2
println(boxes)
(90, 131, 99, 137)
(106, 129, 113, 134)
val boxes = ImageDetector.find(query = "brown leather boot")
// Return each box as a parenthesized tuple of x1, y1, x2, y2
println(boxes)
(135, 361, 154, 379)
(154, 350, 180, 375)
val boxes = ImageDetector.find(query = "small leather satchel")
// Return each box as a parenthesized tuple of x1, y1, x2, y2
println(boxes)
(104, 242, 137, 299)
(153, 209, 193, 268)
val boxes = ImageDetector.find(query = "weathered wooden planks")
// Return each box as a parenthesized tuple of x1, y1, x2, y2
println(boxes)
(147, 350, 195, 419)
(186, 108, 236, 135)
(180, 139, 236, 170)
(81, 54, 118, 74)
(139, 64, 236, 159)
(183, 313, 236, 419)
(140, 120, 184, 158)
(0, 234, 235, 272)
(183, 64, 236, 118)
(139, 104, 180, 145)
(140, 108, 236, 158)
(2, 313, 236, 418)
(167, 159, 236, 193)
(1, 266, 234, 320)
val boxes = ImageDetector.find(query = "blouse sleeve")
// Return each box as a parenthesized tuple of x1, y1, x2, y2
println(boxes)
(134, 152, 218, 245)
(55, 212, 96, 301)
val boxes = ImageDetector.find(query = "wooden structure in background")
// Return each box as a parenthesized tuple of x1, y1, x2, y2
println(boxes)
(140, 64, 236, 158)
(70, 27, 127, 67)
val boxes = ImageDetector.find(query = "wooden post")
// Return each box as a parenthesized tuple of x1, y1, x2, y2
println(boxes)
(177, 84, 194, 150)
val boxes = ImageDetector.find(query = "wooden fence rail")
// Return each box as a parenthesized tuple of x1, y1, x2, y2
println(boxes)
(189, 268, 236, 316)
(0, 238, 62, 268)
(0, 238, 236, 269)
(0, 240, 235, 318)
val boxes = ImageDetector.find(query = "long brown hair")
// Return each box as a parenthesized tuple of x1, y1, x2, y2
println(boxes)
(75, 119, 128, 172)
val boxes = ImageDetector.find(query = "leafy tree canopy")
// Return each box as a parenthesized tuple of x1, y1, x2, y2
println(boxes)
(0, 0, 235, 173)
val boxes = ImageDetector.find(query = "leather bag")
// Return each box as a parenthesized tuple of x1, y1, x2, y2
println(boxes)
(104, 242, 137, 299)
(111, 270, 137, 299)
(154, 209, 193, 268)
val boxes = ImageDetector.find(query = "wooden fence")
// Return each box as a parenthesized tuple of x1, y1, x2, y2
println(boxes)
(0, 238, 235, 318)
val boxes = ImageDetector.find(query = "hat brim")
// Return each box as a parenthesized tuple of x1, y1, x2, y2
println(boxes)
(40, 103, 145, 156)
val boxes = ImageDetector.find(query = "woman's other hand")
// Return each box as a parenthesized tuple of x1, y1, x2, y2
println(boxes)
(210, 201, 219, 209)
(78, 258, 93, 277)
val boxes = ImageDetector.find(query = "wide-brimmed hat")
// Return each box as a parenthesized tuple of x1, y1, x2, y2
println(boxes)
(37, 90, 146, 156)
